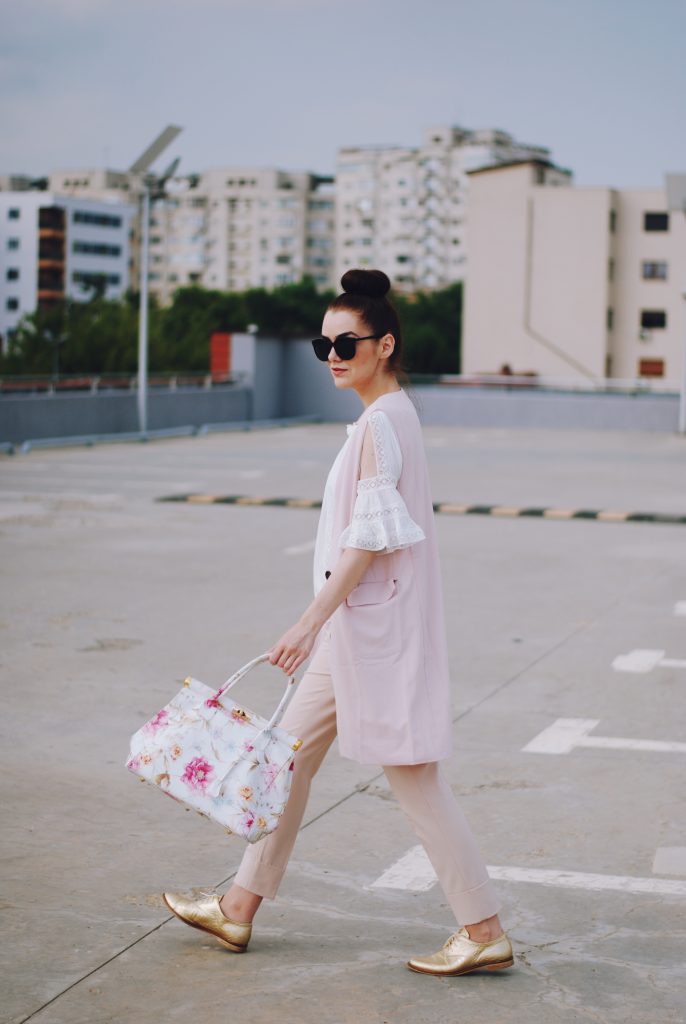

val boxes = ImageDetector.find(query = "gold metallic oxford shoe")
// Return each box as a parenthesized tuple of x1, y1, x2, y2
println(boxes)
(407, 926, 514, 977)
(163, 890, 252, 952)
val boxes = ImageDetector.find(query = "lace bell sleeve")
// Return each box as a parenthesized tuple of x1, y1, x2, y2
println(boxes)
(339, 410, 426, 553)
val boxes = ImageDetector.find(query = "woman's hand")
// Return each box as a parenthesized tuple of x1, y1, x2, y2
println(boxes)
(268, 621, 319, 677)
(268, 548, 377, 677)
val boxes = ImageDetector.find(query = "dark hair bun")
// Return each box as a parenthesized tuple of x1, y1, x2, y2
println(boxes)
(340, 268, 390, 299)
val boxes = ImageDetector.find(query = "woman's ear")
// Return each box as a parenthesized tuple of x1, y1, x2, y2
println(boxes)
(379, 333, 396, 361)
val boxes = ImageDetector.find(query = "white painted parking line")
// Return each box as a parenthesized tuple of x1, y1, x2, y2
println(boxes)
(486, 865, 686, 897)
(284, 539, 316, 556)
(612, 648, 686, 672)
(369, 844, 437, 892)
(369, 845, 686, 897)
(522, 718, 686, 755)
(674, 602, 686, 617)
(652, 847, 686, 876)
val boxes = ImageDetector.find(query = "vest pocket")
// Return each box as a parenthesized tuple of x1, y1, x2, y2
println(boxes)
(346, 579, 397, 607)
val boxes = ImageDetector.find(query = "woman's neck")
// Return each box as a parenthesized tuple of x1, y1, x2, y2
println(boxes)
(356, 376, 402, 409)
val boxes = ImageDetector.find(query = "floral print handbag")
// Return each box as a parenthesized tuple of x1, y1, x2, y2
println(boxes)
(125, 653, 302, 843)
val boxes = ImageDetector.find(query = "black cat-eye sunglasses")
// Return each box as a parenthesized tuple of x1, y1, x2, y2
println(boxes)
(311, 333, 381, 362)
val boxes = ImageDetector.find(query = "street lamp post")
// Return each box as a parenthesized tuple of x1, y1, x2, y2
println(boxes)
(128, 125, 183, 435)
(138, 182, 151, 433)
(665, 174, 686, 435)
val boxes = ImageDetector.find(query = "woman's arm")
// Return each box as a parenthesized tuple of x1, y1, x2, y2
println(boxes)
(268, 544, 377, 676)
(269, 425, 379, 676)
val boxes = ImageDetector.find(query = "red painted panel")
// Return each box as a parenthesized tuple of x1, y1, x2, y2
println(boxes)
(638, 358, 664, 378)
(210, 332, 232, 379)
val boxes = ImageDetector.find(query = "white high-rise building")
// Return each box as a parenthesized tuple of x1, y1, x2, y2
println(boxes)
(0, 191, 134, 351)
(336, 126, 550, 292)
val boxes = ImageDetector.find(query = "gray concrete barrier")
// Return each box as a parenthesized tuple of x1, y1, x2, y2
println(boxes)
(0, 384, 251, 445)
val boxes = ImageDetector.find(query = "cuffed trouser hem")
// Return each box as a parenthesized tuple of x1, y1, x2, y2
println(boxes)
(446, 878, 502, 927)
(233, 855, 286, 901)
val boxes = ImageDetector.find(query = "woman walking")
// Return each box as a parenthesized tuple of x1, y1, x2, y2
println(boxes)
(164, 269, 513, 977)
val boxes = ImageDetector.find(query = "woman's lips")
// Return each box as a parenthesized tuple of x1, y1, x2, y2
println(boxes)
(331, 367, 347, 375)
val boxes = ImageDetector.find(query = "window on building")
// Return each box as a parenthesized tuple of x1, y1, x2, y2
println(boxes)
(609, 209, 617, 233)
(72, 241, 121, 257)
(644, 212, 669, 232)
(642, 261, 668, 280)
(607, 308, 614, 330)
(638, 358, 664, 377)
(6, 268, 19, 281)
(7, 237, 19, 250)
(640, 310, 667, 329)
(608, 258, 614, 281)
(8, 208, 20, 220)
(72, 271, 121, 288)
(6, 297, 19, 311)
(73, 211, 122, 228)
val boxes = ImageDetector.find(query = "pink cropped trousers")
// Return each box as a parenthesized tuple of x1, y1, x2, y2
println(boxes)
(234, 630, 501, 926)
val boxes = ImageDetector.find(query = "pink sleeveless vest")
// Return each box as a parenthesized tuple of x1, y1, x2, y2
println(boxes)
(325, 389, 454, 765)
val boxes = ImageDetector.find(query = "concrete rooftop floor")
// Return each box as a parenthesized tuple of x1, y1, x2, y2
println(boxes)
(1, 422, 685, 1024)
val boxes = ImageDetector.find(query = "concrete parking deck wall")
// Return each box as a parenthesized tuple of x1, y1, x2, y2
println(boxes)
(0, 384, 251, 445)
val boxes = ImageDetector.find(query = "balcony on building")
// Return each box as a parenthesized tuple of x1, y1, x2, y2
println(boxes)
(38, 206, 66, 238)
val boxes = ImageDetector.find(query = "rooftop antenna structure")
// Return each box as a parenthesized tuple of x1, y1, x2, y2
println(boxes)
(665, 173, 686, 435)
(129, 125, 183, 435)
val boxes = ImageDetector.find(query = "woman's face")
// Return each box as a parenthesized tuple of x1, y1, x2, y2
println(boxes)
(320, 307, 395, 392)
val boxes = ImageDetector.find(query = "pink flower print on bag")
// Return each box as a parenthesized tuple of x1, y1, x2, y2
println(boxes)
(181, 756, 214, 792)
(205, 697, 221, 708)
(263, 763, 280, 790)
(143, 709, 169, 734)
(238, 785, 253, 801)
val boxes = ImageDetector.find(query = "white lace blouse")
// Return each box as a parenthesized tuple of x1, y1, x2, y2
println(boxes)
(313, 408, 426, 597)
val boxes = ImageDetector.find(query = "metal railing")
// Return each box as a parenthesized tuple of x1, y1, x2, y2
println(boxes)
(408, 372, 680, 396)
(0, 372, 238, 395)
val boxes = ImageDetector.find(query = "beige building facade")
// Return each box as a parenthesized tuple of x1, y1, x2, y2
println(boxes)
(463, 161, 686, 385)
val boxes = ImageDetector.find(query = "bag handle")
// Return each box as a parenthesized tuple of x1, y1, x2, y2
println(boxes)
(213, 653, 298, 732)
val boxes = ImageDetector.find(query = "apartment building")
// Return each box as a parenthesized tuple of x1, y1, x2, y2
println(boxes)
(336, 125, 550, 292)
(48, 168, 146, 288)
(145, 168, 335, 304)
(462, 160, 686, 384)
(0, 191, 134, 351)
(45, 165, 337, 304)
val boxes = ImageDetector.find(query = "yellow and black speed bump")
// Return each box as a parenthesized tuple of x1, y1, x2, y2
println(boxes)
(157, 494, 686, 525)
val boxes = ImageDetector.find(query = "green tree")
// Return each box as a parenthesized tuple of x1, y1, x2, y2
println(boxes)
(396, 283, 462, 375)
(0, 278, 462, 378)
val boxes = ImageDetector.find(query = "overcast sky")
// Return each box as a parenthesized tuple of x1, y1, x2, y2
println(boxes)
(2, 0, 684, 189)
